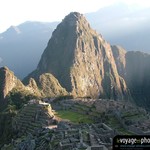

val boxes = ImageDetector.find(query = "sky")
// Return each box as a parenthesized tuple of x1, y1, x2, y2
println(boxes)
(0, 0, 150, 33)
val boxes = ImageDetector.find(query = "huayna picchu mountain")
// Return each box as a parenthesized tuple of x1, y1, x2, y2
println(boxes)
(25, 12, 129, 99)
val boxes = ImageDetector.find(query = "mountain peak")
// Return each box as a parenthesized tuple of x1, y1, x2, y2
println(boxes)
(0, 66, 9, 71)
(2, 26, 21, 37)
(7, 25, 21, 34)
(63, 12, 83, 21)
(61, 12, 90, 29)
(29, 12, 129, 99)
(0, 66, 17, 100)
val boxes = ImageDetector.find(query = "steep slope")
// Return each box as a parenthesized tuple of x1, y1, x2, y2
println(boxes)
(27, 12, 129, 99)
(0, 67, 23, 100)
(24, 72, 68, 98)
(37, 73, 68, 97)
(0, 66, 67, 102)
(111, 45, 126, 77)
(125, 51, 150, 108)
(112, 46, 150, 109)
(0, 66, 43, 112)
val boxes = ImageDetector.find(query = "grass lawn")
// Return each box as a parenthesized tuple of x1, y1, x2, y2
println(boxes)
(55, 110, 93, 124)
(107, 116, 120, 128)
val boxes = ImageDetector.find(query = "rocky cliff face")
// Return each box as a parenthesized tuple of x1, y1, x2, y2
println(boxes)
(0, 67, 43, 104)
(0, 66, 67, 100)
(27, 12, 129, 99)
(111, 45, 126, 77)
(37, 73, 68, 97)
(0, 67, 23, 100)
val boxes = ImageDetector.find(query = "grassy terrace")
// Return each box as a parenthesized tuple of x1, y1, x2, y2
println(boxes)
(55, 110, 93, 124)
(105, 115, 137, 135)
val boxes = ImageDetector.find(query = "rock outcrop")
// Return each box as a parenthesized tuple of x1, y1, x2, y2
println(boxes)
(26, 12, 129, 99)
(38, 73, 68, 97)
(111, 45, 126, 77)
(0, 67, 23, 100)
(26, 78, 41, 97)
(0, 66, 67, 101)
(24, 72, 68, 97)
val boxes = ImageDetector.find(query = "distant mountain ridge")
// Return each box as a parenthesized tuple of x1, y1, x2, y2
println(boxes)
(24, 12, 130, 99)
(0, 3, 149, 79)
(0, 21, 58, 79)
(86, 3, 150, 53)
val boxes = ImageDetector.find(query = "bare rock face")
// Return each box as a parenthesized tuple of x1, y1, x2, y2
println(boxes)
(26, 78, 41, 97)
(24, 72, 68, 97)
(0, 67, 41, 102)
(32, 12, 129, 99)
(111, 45, 126, 77)
(38, 73, 68, 97)
(0, 67, 23, 100)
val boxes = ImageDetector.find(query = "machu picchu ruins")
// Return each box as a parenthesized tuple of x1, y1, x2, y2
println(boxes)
(2, 98, 150, 150)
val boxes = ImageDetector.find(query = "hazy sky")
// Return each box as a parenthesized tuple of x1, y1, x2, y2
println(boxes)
(0, 0, 150, 33)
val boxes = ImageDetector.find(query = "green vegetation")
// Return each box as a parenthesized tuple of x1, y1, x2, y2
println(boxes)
(53, 95, 74, 101)
(105, 115, 138, 135)
(117, 128, 135, 135)
(122, 111, 145, 121)
(55, 110, 93, 124)
(7, 88, 37, 110)
(0, 110, 16, 148)
(0, 88, 37, 148)
(105, 116, 129, 135)
(106, 116, 120, 128)
(1, 144, 14, 150)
